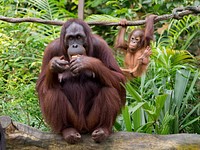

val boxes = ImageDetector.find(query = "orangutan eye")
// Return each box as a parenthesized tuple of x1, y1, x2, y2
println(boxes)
(136, 37, 140, 42)
(67, 36, 73, 40)
(77, 35, 81, 39)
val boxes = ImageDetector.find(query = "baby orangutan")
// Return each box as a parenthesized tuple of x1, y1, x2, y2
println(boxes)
(115, 15, 157, 78)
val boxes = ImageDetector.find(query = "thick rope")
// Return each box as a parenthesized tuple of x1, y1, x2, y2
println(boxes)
(0, 6, 199, 26)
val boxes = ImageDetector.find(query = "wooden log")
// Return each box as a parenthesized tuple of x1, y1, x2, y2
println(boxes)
(0, 116, 200, 150)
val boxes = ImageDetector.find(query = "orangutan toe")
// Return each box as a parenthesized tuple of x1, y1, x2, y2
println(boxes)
(62, 128, 81, 144)
(92, 128, 109, 143)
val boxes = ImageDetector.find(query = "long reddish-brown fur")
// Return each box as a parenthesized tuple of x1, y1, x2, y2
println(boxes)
(36, 19, 126, 135)
(115, 15, 156, 78)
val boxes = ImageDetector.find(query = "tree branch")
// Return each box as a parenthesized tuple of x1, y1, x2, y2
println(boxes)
(0, 16, 64, 26)
(0, 6, 199, 26)
(1, 116, 200, 150)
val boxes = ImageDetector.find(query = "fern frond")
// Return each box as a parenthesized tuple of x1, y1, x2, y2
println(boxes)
(167, 15, 200, 49)
(21, 0, 70, 39)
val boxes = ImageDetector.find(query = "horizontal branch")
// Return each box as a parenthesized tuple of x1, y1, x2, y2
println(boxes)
(87, 8, 199, 26)
(0, 16, 64, 26)
(0, 6, 199, 26)
(1, 116, 200, 150)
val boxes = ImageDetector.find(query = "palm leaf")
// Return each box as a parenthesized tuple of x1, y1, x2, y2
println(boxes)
(167, 15, 200, 49)
(18, 0, 74, 39)
(152, 47, 195, 70)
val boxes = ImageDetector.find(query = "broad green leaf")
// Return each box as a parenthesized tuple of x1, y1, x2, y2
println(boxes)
(174, 69, 190, 111)
(122, 106, 132, 131)
(155, 94, 168, 119)
(130, 102, 145, 131)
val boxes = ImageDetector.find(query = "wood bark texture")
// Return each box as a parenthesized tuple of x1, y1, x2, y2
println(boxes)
(0, 116, 200, 150)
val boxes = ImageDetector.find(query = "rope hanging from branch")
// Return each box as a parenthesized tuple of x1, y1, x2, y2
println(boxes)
(0, 6, 199, 26)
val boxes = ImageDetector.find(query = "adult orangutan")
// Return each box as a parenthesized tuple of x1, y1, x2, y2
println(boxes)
(36, 19, 126, 144)
(115, 15, 157, 78)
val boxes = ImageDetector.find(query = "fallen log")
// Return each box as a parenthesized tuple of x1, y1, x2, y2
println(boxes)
(0, 116, 200, 150)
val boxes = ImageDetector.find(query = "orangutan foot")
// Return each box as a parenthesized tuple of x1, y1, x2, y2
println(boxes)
(91, 128, 109, 143)
(62, 128, 81, 144)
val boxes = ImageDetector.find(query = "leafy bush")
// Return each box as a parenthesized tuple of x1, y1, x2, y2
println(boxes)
(0, 21, 49, 130)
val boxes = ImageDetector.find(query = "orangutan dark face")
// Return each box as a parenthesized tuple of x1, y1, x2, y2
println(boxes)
(65, 22, 87, 59)
(128, 30, 144, 52)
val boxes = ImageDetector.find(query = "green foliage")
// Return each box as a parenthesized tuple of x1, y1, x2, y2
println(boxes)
(0, 22, 49, 130)
(85, 0, 199, 18)
(158, 15, 200, 50)
(18, 0, 69, 40)
(115, 44, 200, 134)
(0, 0, 199, 135)
(115, 15, 200, 132)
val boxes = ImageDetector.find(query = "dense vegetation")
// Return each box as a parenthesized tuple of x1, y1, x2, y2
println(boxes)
(0, 0, 199, 134)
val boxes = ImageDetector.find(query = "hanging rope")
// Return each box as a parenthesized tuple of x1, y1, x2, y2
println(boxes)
(0, 6, 199, 26)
